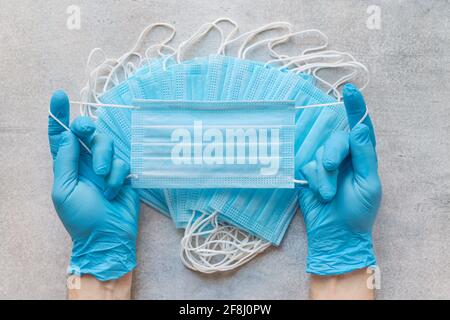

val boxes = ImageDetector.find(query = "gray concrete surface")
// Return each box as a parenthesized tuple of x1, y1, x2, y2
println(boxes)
(0, 0, 449, 299)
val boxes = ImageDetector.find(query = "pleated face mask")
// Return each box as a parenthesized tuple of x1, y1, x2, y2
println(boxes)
(188, 59, 309, 244)
(130, 100, 296, 188)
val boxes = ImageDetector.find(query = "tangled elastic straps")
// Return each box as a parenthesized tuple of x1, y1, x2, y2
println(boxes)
(180, 210, 271, 273)
(80, 23, 176, 118)
(220, 22, 293, 58)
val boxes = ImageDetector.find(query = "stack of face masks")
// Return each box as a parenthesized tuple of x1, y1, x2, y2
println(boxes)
(76, 19, 369, 273)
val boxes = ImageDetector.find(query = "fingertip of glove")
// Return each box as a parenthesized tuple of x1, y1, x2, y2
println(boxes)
(51, 90, 69, 107)
(71, 116, 96, 136)
(343, 83, 359, 97)
(319, 186, 336, 202)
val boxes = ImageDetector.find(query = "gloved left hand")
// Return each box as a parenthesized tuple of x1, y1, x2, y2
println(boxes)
(48, 90, 140, 281)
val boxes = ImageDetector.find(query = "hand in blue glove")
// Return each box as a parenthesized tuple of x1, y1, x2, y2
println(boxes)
(298, 84, 382, 275)
(48, 90, 140, 281)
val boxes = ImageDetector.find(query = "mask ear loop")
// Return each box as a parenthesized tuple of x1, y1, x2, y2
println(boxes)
(237, 22, 293, 59)
(274, 49, 369, 99)
(175, 22, 222, 64)
(296, 56, 369, 99)
(144, 44, 177, 64)
(313, 61, 370, 99)
(267, 29, 329, 63)
(180, 210, 271, 273)
(81, 48, 110, 117)
(104, 23, 176, 89)
(80, 23, 176, 118)
(265, 49, 346, 73)
(83, 61, 122, 117)
(215, 18, 239, 55)
(240, 31, 294, 60)
(265, 50, 345, 72)
(175, 17, 238, 65)
(220, 22, 293, 58)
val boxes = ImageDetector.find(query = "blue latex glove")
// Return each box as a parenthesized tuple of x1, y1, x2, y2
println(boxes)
(48, 90, 140, 281)
(298, 84, 382, 275)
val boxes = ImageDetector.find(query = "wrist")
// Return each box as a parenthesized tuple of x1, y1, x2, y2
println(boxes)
(306, 229, 376, 275)
(69, 231, 137, 281)
(68, 272, 132, 300)
(310, 268, 375, 300)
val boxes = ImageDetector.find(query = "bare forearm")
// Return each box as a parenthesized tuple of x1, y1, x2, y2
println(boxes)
(68, 272, 133, 300)
(310, 268, 374, 300)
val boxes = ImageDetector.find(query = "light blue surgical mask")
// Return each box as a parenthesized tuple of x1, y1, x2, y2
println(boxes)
(130, 99, 296, 189)
(191, 58, 307, 244)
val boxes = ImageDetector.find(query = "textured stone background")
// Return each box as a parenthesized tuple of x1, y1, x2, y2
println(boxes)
(0, 0, 449, 299)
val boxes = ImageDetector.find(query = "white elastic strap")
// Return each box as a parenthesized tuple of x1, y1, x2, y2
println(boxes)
(80, 22, 176, 118)
(311, 62, 370, 99)
(237, 22, 293, 59)
(240, 25, 326, 60)
(176, 22, 218, 63)
(295, 101, 369, 126)
(144, 44, 176, 64)
(241, 32, 293, 60)
(104, 23, 176, 91)
(275, 50, 348, 70)
(129, 23, 176, 54)
(176, 18, 239, 64)
(48, 109, 92, 154)
(180, 210, 270, 273)
(70, 100, 139, 110)
(267, 29, 329, 61)
(215, 18, 239, 54)
(85, 48, 108, 75)
(220, 22, 293, 57)
(273, 50, 369, 99)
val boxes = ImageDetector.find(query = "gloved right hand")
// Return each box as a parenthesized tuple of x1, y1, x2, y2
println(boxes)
(48, 90, 141, 281)
(298, 84, 382, 275)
